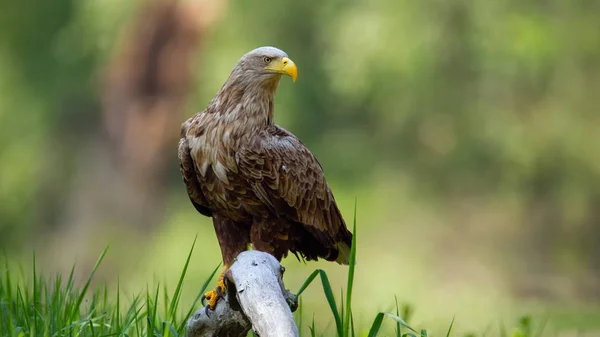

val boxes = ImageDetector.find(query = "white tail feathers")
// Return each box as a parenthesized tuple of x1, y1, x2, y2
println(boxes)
(334, 242, 354, 265)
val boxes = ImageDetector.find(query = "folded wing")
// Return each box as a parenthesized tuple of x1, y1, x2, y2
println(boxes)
(236, 125, 351, 254)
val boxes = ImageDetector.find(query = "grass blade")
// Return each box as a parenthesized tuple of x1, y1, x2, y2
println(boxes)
(295, 269, 319, 298)
(32, 251, 38, 335)
(367, 312, 384, 337)
(309, 314, 316, 337)
(383, 312, 418, 333)
(395, 296, 401, 337)
(163, 282, 170, 324)
(4, 254, 12, 303)
(70, 245, 110, 322)
(445, 316, 455, 337)
(165, 321, 178, 336)
(168, 236, 197, 321)
(340, 289, 344, 331)
(150, 282, 160, 333)
(178, 263, 220, 334)
(318, 270, 342, 336)
(296, 296, 303, 337)
(115, 278, 121, 332)
(343, 199, 357, 337)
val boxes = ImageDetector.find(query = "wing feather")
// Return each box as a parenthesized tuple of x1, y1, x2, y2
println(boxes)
(236, 125, 347, 238)
(178, 135, 212, 217)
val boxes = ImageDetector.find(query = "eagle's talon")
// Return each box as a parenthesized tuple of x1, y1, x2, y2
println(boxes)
(201, 294, 207, 306)
(201, 270, 228, 314)
(204, 305, 211, 317)
(286, 295, 299, 312)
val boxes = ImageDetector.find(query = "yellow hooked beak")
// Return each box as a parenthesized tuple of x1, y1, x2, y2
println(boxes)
(266, 57, 298, 82)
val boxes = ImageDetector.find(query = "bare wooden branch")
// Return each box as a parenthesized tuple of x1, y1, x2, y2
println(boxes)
(186, 251, 299, 337)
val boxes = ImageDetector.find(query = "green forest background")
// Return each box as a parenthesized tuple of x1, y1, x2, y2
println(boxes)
(1, 0, 599, 335)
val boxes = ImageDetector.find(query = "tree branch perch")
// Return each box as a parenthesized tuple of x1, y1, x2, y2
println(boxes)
(186, 251, 299, 337)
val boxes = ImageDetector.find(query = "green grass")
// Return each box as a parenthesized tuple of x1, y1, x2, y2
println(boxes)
(0, 247, 553, 336)
(0, 239, 219, 337)
(0, 210, 553, 337)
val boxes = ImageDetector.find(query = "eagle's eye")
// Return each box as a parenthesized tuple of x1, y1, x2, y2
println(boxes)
(263, 56, 271, 64)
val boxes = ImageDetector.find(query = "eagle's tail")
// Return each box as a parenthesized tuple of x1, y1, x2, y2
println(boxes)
(334, 241, 352, 265)
(332, 228, 354, 265)
(299, 220, 354, 265)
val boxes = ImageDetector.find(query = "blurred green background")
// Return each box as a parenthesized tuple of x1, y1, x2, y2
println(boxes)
(1, 0, 600, 335)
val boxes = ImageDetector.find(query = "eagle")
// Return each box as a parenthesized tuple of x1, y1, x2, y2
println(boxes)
(178, 46, 352, 311)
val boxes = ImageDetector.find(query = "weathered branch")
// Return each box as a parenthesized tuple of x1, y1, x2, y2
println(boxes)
(186, 251, 299, 337)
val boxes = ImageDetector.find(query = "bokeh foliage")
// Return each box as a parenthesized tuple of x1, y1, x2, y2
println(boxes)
(1, 0, 600, 334)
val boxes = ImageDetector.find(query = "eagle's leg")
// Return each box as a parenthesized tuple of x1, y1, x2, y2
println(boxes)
(203, 217, 250, 312)
(250, 218, 291, 262)
(201, 265, 229, 311)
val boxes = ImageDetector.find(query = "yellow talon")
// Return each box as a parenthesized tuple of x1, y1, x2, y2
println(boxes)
(203, 268, 228, 311)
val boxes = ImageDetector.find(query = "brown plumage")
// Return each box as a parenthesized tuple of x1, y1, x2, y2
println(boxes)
(178, 47, 352, 278)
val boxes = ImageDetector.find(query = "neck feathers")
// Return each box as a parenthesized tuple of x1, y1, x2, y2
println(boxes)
(207, 71, 280, 129)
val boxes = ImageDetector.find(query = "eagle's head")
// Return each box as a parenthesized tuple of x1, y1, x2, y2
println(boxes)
(229, 46, 298, 88)
(209, 46, 298, 123)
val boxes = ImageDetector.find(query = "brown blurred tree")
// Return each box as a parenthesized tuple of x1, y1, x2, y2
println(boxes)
(100, 0, 211, 229)
(47, 0, 226, 276)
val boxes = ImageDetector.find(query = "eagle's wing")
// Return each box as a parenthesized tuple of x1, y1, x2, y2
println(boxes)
(236, 125, 351, 247)
(178, 120, 212, 217)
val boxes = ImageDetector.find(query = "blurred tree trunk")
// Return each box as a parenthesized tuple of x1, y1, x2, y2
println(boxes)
(46, 0, 226, 278)
(99, 0, 207, 231)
